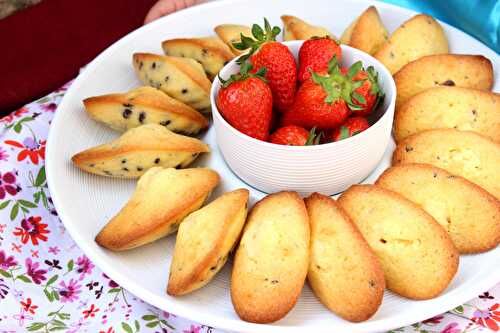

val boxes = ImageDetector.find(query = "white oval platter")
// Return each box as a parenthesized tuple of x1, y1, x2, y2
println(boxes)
(46, 1, 500, 332)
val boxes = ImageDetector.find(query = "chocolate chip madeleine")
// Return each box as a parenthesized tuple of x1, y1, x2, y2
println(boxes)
(374, 14, 448, 74)
(133, 53, 212, 112)
(83, 86, 208, 134)
(392, 129, 500, 199)
(95, 167, 220, 251)
(162, 37, 235, 80)
(340, 6, 388, 55)
(338, 185, 459, 300)
(231, 191, 310, 323)
(167, 189, 249, 296)
(214, 24, 252, 55)
(72, 124, 209, 178)
(281, 15, 334, 41)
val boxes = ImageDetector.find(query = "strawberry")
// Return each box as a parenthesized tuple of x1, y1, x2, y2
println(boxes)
(340, 66, 383, 116)
(234, 19, 297, 112)
(269, 125, 309, 145)
(217, 63, 272, 141)
(331, 117, 370, 141)
(280, 79, 349, 129)
(281, 58, 368, 129)
(298, 36, 342, 82)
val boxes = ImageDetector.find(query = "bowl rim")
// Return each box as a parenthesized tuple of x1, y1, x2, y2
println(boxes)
(210, 40, 396, 151)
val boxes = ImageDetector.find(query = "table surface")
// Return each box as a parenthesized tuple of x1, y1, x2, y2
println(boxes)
(0, 81, 498, 333)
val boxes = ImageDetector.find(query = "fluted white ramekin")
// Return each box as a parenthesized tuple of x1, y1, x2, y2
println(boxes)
(211, 41, 396, 196)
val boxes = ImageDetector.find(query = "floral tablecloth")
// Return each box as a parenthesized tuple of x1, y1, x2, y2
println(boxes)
(0, 82, 499, 333)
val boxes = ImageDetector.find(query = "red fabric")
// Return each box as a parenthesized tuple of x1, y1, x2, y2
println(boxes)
(0, 0, 157, 115)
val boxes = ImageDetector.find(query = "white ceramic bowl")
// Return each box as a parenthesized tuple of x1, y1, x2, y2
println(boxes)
(211, 41, 396, 196)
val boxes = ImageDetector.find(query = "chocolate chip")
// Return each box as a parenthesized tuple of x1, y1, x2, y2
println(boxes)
(441, 79, 455, 86)
(121, 159, 126, 164)
(138, 112, 146, 123)
(160, 120, 171, 126)
(154, 158, 160, 164)
(181, 88, 188, 94)
(271, 280, 279, 284)
(380, 239, 387, 244)
(433, 172, 437, 178)
(389, 51, 395, 59)
(139, 61, 143, 70)
(210, 266, 217, 271)
(122, 109, 132, 119)
(123, 103, 133, 108)
(122, 167, 129, 172)
(150, 80, 161, 89)
(316, 265, 321, 270)
(447, 175, 456, 179)
(369, 280, 376, 287)
(405, 146, 413, 152)
(136, 167, 143, 171)
(202, 48, 208, 56)
(175, 164, 181, 169)
(472, 109, 477, 115)
(165, 76, 170, 82)
(151, 62, 156, 69)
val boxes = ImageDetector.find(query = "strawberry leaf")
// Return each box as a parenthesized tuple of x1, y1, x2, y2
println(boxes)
(252, 24, 265, 41)
(327, 55, 341, 75)
(233, 34, 255, 51)
(272, 26, 281, 37)
(240, 61, 252, 75)
(352, 92, 366, 104)
(352, 81, 364, 89)
(372, 93, 385, 112)
(219, 62, 267, 88)
(367, 66, 383, 97)
(347, 102, 365, 111)
(305, 127, 317, 146)
(338, 126, 350, 140)
(234, 18, 280, 63)
(311, 71, 340, 105)
(313, 131, 323, 145)
(254, 66, 267, 78)
(312, 55, 374, 110)
(347, 61, 363, 79)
